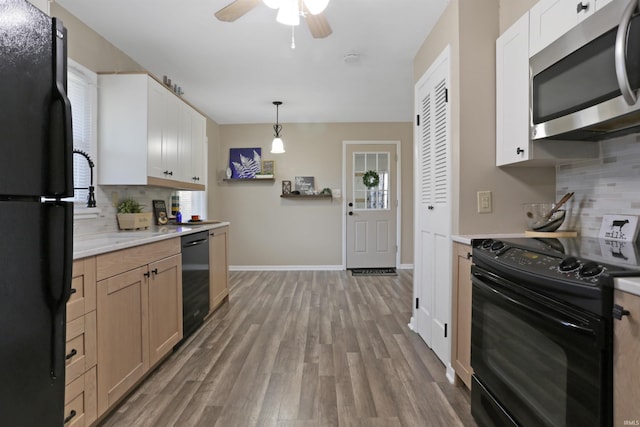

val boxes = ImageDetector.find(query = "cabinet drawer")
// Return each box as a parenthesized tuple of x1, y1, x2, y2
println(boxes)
(68, 258, 97, 322)
(64, 367, 97, 427)
(97, 238, 180, 280)
(65, 311, 97, 385)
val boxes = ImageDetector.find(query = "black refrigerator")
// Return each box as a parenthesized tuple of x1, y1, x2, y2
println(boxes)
(0, 0, 74, 425)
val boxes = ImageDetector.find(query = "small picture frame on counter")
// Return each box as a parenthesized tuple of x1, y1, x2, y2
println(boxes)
(598, 214, 640, 242)
(282, 180, 291, 195)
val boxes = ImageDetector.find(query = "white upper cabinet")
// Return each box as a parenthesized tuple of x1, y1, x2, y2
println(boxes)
(529, 0, 618, 55)
(496, 12, 530, 166)
(98, 74, 206, 190)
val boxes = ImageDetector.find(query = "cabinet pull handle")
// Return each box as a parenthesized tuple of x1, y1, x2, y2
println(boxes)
(466, 252, 472, 260)
(152, 268, 159, 275)
(516, 147, 525, 155)
(70, 288, 77, 294)
(64, 410, 77, 424)
(613, 304, 630, 320)
(164, 170, 174, 176)
(144, 271, 150, 278)
(576, 2, 589, 13)
(428, 205, 434, 210)
(65, 349, 77, 360)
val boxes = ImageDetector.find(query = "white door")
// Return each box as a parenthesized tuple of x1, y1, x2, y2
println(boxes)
(414, 47, 452, 367)
(346, 143, 397, 269)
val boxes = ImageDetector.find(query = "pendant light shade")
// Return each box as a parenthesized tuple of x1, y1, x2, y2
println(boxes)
(270, 101, 286, 154)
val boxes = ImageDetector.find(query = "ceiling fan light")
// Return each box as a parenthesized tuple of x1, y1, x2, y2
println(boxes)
(263, 0, 281, 9)
(276, 0, 300, 26)
(271, 137, 285, 153)
(303, 0, 329, 15)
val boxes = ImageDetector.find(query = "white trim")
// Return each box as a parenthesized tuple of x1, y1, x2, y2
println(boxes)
(229, 265, 344, 271)
(341, 140, 402, 270)
(398, 263, 414, 270)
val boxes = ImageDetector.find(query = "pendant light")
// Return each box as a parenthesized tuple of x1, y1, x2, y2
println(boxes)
(271, 101, 285, 154)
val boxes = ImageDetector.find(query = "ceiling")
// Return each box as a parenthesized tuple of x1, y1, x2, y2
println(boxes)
(55, 0, 448, 124)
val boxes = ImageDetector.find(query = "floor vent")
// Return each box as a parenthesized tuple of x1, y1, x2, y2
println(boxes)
(350, 268, 397, 276)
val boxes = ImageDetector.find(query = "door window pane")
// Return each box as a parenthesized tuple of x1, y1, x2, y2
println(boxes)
(353, 152, 390, 210)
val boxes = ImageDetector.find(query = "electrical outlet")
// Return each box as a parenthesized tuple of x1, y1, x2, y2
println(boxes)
(477, 190, 492, 214)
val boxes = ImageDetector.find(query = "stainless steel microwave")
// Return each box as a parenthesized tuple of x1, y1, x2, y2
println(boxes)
(531, 0, 640, 141)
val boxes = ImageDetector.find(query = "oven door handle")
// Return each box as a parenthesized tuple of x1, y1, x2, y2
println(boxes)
(472, 275, 596, 336)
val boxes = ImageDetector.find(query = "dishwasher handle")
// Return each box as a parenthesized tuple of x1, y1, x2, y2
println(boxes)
(182, 238, 208, 248)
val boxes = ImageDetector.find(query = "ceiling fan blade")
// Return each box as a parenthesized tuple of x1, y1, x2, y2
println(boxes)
(215, 0, 261, 22)
(304, 10, 332, 38)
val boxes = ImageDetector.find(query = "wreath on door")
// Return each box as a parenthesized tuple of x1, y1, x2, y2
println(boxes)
(362, 170, 380, 188)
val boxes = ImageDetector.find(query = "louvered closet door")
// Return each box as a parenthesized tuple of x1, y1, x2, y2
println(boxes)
(413, 47, 451, 368)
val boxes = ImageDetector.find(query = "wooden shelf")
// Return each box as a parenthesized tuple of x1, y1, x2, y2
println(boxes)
(223, 178, 274, 182)
(280, 194, 332, 199)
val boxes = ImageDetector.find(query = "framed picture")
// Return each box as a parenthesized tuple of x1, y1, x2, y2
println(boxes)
(229, 147, 262, 179)
(295, 176, 315, 195)
(262, 160, 275, 175)
(598, 214, 640, 241)
(282, 180, 291, 195)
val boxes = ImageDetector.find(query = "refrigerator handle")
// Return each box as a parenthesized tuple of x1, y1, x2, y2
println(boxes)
(43, 202, 73, 380)
(49, 18, 74, 198)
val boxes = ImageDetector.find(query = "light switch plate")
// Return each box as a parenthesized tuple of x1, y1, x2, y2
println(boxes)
(477, 190, 492, 214)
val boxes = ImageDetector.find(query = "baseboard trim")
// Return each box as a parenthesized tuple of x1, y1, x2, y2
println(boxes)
(229, 265, 344, 271)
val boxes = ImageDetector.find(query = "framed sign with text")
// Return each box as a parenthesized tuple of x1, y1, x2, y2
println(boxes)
(598, 214, 640, 242)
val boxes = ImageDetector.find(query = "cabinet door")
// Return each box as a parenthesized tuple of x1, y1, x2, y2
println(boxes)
(68, 257, 97, 323)
(148, 254, 183, 366)
(496, 12, 530, 166)
(613, 290, 640, 426)
(190, 109, 206, 185)
(452, 243, 473, 389)
(178, 103, 193, 183)
(163, 94, 180, 179)
(147, 79, 166, 179)
(530, 0, 588, 56)
(209, 227, 229, 313)
(96, 266, 149, 415)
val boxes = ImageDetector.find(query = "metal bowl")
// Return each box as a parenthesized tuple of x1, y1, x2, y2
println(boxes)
(523, 203, 566, 232)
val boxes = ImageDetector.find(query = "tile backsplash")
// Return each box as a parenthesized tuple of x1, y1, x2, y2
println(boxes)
(556, 135, 640, 237)
(74, 185, 174, 237)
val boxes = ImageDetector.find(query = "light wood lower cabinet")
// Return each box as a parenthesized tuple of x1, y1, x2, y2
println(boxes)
(451, 242, 473, 389)
(209, 226, 229, 313)
(65, 258, 98, 426)
(96, 239, 182, 417)
(613, 289, 640, 426)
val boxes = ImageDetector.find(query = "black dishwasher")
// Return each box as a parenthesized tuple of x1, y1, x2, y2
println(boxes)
(178, 231, 210, 346)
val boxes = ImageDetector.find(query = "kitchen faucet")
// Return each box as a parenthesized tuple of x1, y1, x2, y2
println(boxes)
(72, 149, 96, 208)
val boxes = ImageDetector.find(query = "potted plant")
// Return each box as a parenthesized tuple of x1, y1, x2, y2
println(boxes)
(116, 198, 153, 230)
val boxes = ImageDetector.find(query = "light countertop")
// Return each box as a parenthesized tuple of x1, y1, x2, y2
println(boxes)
(614, 277, 640, 297)
(73, 221, 230, 259)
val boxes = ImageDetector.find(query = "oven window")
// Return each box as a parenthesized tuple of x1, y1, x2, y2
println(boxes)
(483, 304, 567, 426)
(472, 277, 606, 427)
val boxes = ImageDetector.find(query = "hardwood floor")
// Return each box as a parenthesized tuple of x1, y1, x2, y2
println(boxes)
(99, 270, 477, 427)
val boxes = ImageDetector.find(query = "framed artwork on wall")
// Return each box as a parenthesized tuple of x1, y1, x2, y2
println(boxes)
(282, 180, 291, 194)
(229, 147, 262, 179)
(295, 176, 315, 195)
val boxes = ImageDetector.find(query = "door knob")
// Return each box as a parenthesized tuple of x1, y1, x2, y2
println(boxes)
(349, 212, 354, 216)
(348, 202, 353, 207)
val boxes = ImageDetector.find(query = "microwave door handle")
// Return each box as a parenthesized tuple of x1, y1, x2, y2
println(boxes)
(615, 0, 639, 105)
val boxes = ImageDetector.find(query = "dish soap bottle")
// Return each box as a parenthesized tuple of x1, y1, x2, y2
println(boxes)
(175, 211, 182, 224)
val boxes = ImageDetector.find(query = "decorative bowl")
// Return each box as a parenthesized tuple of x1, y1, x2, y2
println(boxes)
(523, 203, 566, 232)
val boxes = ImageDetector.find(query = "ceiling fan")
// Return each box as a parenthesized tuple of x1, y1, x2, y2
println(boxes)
(214, 0, 332, 39)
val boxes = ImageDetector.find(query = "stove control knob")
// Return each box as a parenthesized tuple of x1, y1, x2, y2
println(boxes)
(491, 241, 505, 251)
(482, 239, 494, 249)
(580, 261, 604, 278)
(559, 256, 580, 272)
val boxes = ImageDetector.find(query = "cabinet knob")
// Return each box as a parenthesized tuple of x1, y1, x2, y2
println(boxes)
(576, 2, 589, 13)
(516, 147, 525, 155)
(613, 304, 630, 320)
